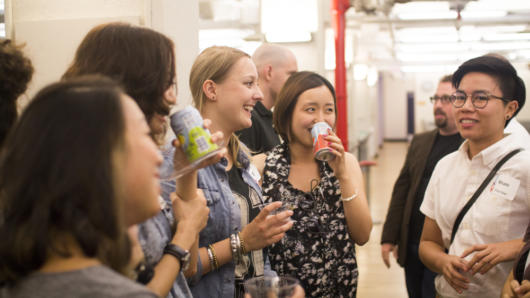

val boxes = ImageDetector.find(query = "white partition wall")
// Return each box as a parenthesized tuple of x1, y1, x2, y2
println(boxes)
(7, 0, 199, 109)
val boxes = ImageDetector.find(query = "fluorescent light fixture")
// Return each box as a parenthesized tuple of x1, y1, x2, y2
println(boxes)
(262, 0, 317, 42)
(391, 2, 450, 14)
(483, 33, 530, 41)
(395, 26, 459, 43)
(396, 52, 478, 63)
(367, 67, 378, 87)
(461, 25, 528, 33)
(354, 64, 368, 81)
(471, 41, 530, 51)
(465, 0, 530, 11)
(460, 10, 507, 18)
(266, 31, 312, 43)
(397, 11, 457, 20)
(401, 64, 458, 73)
(396, 42, 469, 53)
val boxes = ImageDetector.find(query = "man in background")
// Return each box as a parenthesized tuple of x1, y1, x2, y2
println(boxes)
(381, 75, 463, 298)
(237, 43, 297, 154)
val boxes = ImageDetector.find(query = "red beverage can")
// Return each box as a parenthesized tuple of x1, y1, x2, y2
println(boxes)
(311, 122, 335, 161)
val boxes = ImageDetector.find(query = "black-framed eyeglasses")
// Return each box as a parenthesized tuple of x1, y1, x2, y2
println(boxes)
(430, 95, 452, 105)
(450, 91, 510, 109)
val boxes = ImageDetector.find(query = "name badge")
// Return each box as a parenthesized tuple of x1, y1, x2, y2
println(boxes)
(489, 174, 520, 201)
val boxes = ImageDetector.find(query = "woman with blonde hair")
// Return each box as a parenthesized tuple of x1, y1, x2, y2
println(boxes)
(162, 46, 294, 297)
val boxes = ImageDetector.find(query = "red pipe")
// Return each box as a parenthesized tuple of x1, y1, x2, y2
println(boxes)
(331, 0, 350, 151)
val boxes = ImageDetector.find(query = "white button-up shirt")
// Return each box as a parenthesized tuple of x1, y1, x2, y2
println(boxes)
(420, 133, 530, 298)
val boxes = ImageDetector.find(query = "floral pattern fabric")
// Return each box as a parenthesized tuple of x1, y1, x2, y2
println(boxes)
(262, 143, 358, 298)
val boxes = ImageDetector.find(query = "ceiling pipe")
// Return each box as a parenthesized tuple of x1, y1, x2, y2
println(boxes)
(331, 0, 350, 151)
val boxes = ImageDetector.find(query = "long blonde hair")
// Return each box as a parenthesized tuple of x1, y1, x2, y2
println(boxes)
(189, 46, 250, 167)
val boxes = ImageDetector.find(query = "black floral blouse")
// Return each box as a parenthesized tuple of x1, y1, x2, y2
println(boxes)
(262, 143, 358, 298)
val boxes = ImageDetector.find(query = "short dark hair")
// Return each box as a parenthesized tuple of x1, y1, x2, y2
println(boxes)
(0, 76, 130, 284)
(63, 22, 176, 143)
(273, 71, 336, 142)
(0, 39, 34, 147)
(452, 55, 526, 120)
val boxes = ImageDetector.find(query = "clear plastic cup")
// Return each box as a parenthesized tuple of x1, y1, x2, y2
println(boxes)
(244, 276, 299, 298)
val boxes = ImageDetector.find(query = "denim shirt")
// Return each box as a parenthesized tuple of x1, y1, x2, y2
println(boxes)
(137, 145, 193, 298)
(160, 146, 275, 298)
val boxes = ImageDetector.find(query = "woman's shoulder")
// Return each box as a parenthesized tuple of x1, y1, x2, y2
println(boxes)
(3, 266, 157, 298)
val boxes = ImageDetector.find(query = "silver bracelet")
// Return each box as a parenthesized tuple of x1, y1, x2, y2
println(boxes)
(230, 233, 240, 264)
(341, 192, 358, 202)
(206, 246, 215, 270)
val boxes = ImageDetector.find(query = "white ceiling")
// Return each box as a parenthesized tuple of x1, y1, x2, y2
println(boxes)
(198, 0, 530, 73)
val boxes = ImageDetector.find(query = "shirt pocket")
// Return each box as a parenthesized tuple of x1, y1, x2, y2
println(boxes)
(472, 191, 514, 237)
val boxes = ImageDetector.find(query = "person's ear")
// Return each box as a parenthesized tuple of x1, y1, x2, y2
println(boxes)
(506, 100, 519, 120)
(202, 80, 217, 101)
(264, 65, 273, 81)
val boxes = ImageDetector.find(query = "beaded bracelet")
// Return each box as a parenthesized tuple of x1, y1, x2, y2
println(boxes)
(340, 192, 358, 202)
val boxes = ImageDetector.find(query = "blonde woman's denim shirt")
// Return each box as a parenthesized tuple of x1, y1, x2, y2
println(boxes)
(160, 146, 275, 298)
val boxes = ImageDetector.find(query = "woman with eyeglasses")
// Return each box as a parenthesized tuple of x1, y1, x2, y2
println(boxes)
(253, 71, 372, 297)
(418, 55, 530, 298)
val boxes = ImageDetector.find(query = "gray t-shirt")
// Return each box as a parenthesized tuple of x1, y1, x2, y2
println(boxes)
(0, 265, 158, 298)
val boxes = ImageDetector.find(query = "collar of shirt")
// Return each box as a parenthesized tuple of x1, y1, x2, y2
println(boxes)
(458, 133, 523, 169)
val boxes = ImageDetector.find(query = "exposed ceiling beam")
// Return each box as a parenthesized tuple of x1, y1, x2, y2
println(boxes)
(347, 15, 530, 29)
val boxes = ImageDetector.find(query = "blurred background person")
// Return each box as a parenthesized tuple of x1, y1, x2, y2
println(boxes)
(254, 71, 372, 297)
(381, 75, 462, 298)
(63, 22, 213, 297)
(419, 55, 530, 298)
(237, 43, 298, 154)
(0, 38, 33, 148)
(0, 77, 159, 297)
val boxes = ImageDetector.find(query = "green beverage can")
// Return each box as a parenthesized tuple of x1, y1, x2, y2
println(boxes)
(170, 106, 221, 164)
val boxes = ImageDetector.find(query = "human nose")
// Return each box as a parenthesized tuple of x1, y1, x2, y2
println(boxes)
(254, 85, 263, 102)
(459, 94, 476, 111)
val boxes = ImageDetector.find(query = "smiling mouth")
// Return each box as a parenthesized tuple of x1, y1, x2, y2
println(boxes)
(243, 105, 254, 113)
(460, 119, 478, 124)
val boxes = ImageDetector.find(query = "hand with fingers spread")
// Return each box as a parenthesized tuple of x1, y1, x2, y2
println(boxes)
(439, 254, 470, 294)
(461, 240, 523, 276)
(381, 243, 398, 268)
(239, 201, 294, 252)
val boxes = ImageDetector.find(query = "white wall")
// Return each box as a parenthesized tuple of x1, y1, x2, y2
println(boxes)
(381, 72, 409, 140)
(8, 0, 199, 110)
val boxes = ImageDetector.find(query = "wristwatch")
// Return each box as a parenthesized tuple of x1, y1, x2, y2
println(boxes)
(164, 243, 191, 272)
